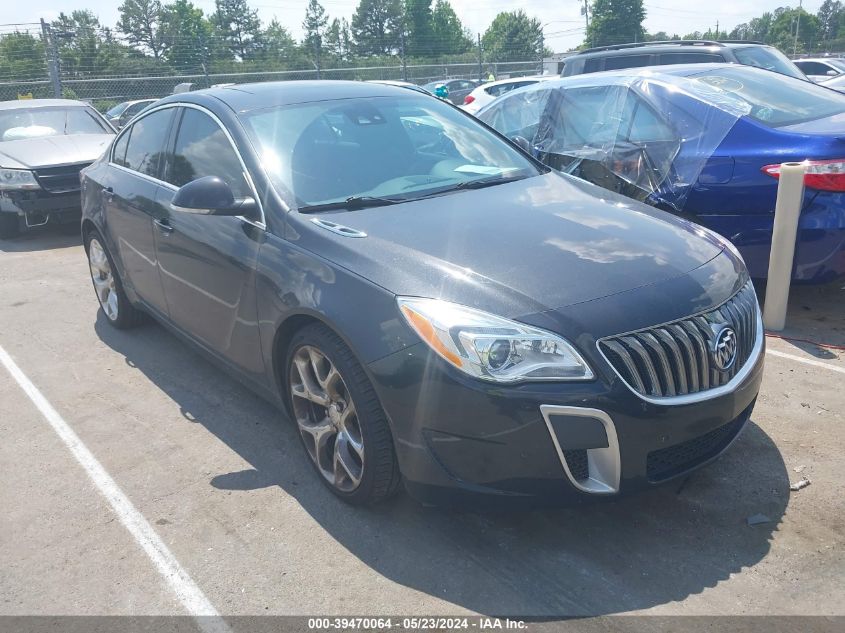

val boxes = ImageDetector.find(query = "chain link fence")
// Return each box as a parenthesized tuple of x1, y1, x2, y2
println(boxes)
(0, 21, 544, 109)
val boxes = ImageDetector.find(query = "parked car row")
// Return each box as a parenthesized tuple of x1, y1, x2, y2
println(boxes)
(1, 52, 839, 508)
(0, 99, 116, 238)
(469, 62, 845, 283)
(70, 80, 767, 508)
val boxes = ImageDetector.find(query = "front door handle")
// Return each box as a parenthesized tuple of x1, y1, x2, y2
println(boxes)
(153, 218, 174, 235)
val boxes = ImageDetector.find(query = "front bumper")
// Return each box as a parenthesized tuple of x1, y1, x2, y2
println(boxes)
(367, 333, 764, 508)
(0, 189, 83, 224)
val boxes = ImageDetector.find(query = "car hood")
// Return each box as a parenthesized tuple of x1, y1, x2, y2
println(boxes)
(0, 134, 113, 169)
(292, 172, 726, 318)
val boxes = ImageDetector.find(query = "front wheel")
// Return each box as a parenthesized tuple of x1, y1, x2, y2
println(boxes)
(85, 231, 144, 329)
(286, 324, 401, 505)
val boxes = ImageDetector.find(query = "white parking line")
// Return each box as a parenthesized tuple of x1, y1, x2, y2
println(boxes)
(766, 348, 845, 375)
(0, 344, 231, 632)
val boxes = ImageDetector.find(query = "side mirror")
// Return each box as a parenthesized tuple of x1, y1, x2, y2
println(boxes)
(510, 135, 532, 153)
(827, 69, 839, 76)
(171, 176, 256, 217)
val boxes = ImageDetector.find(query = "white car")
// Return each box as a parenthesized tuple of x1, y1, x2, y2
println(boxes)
(794, 58, 845, 83)
(460, 76, 555, 115)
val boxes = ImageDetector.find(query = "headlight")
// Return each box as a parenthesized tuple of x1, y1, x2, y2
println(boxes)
(0, 168, 40, 190)
(397, 297, 594, 383)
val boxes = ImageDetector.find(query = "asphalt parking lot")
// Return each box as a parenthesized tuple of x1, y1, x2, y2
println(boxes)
(1, 227, 843, 621)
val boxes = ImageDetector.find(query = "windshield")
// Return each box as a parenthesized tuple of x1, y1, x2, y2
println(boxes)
(688, 67, 845, 127)
(241, 95, 541, 208)
(733, 46, 806, 80)
(106, 102, 129, 117)
(0, 106, 112, 142)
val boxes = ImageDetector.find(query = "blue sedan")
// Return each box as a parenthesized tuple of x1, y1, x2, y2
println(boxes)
(477, 64, 845, 283)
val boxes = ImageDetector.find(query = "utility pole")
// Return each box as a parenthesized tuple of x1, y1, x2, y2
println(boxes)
(477, 33, 483, 82)
(794, 0, 802, 56)
(41, 18, 62, 98)
(582, 0, 590, 46)
(716, 20, 719, 40)
(539, 29, 544, 75)
(400, 30, 407, 82)
(314, 37, 321, 80)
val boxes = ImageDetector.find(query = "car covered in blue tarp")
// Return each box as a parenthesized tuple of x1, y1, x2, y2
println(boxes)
(477, 64, 845, 282)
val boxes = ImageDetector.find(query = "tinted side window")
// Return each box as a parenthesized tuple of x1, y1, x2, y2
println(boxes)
(124, 109, 174, 177)
(168, 108, 249, 197)
(796, 61, 835, 76)
(604, 54, 652, 70)
(658, 52, 725, 65)
(125, 102, 147, 116)
(583, 58, 604, 74)
(112, 132, 129, 166)
(628, 99, 675, 142)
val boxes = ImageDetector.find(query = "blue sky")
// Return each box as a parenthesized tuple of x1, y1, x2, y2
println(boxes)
(0, 1, 823, 53)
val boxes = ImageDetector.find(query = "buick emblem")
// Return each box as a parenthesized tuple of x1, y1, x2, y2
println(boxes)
(712, 327, 738, 371)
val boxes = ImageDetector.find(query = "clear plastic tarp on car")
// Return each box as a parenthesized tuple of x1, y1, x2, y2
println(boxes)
(478, 72, 753, 212)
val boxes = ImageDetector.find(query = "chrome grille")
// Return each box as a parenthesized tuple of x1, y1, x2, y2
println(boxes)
(599, 282, 759, 399)
(33, 163, 89, 193)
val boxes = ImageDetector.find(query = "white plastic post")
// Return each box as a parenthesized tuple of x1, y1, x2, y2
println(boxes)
(763, 162, 806, 331)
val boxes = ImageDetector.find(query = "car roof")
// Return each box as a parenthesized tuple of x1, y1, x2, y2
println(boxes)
(534, 63, 768, 90)
(158, 80, 417, 113)
(0, 98, 92, 111)
(478, 75, 551, 88)
(570, 40, 768, 58)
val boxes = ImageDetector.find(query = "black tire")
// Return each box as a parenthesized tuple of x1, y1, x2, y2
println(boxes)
(84, 229, 145, 329)
(0, 213, 19, 239)
(286, 323, 401, 505)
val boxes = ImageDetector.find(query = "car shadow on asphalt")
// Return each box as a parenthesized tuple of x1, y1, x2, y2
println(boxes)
(95, 314, 790, 617)
(754, 280, 845, 357)
(0, 226, 81, 253)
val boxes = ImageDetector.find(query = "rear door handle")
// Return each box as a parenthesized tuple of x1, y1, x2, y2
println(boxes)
(153, 218, 174, 235)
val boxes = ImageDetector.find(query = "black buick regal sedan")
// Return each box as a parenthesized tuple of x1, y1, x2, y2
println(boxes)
(80, 81, 764, 507)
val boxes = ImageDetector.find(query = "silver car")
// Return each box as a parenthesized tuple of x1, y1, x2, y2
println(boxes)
(0, 99, 115, 238)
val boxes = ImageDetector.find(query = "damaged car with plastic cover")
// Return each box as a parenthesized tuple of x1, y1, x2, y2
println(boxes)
(0, 99, 115, 238)
(80, 81, 764, 507)
(477, 64, 845, 283)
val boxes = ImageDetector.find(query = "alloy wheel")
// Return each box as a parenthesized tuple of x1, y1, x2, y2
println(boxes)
(289, 345, 365, 492)
(88, 238, 119, 321)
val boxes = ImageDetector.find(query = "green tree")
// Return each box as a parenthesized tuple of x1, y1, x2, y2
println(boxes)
(769, 7, 819, 54)
(213, 0, 262, 61)
(302, 0, 328, 62)
(325, 18, 353, 61)
(405, 0, 434, 56)
(257, 18, 299, 66)
(482, 10, 543, 62)
(118, 0, 164, 59)
(818, 0, 842, 46)
(586, 0, 646, 47)
(52, 11, 115, 77)
(351, 0, 403, 56)
(160, 0, 213, 72)
(0, 32, 47, 83)
(431, 0, 471, 55)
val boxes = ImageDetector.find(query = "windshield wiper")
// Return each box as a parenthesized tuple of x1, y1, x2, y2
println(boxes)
(453, 173, 527, 190)
(298, 195, 402, 214)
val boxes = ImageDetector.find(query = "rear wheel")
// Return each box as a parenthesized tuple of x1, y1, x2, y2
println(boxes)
(85, 231, 144, 329)
(0, 213, 19, 239)
(286, 324, 401, 505)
